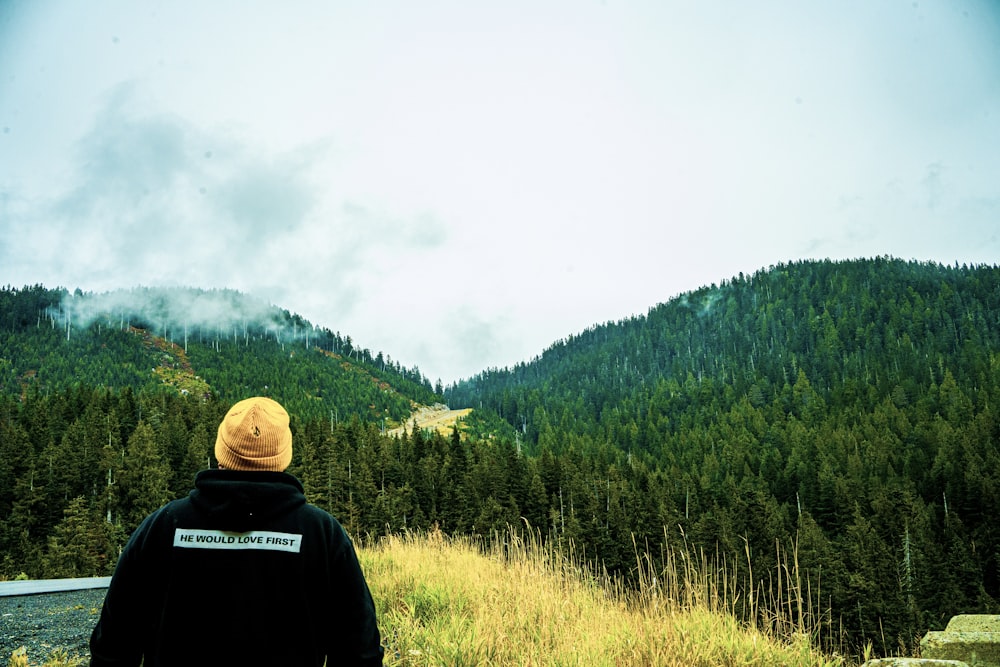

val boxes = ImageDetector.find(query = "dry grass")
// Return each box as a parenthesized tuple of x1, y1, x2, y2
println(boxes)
(362, 528, 850, 667)
(6, 648, 81, 667)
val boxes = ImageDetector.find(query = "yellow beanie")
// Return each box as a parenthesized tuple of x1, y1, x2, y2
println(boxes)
(215, 397, 292, 472)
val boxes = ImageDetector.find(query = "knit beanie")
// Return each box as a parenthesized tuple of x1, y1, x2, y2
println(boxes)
(215, 397, 293, 472)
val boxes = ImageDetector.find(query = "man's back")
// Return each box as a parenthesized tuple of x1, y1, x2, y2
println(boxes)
(90, 398, 384, 666)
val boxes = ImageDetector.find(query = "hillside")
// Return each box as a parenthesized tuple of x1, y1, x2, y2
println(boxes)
(444, 257, 1000, 654)
(0, 285, 440, 426)
(4, 258, 1000, 660)
(447, 257, 1000, 440)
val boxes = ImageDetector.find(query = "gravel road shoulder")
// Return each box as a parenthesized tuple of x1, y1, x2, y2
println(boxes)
(1, 588, 106, 664)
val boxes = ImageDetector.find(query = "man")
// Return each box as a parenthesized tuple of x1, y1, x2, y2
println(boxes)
(90, 396, 384, 666)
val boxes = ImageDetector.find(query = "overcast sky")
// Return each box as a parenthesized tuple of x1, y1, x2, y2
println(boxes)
(1, 1, 999, 385)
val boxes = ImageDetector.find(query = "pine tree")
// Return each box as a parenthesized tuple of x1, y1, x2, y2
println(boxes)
(41, 495, 114, 578)
(119, 420, 173, 530)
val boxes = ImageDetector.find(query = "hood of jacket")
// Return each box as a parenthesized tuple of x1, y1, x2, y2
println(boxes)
(188, 469, 307, 531)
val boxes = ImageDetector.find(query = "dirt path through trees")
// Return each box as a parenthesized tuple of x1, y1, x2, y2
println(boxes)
(386, 403, 472, 438)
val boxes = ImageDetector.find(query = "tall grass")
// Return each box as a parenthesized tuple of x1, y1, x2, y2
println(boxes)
(363, 526, 851, 666)
(627, 528, 843, 655)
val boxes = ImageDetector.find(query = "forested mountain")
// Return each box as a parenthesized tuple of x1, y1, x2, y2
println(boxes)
(0, 284, 439, 423)
(445, 256, 1000, 653)
(3, 258, 1000, 658)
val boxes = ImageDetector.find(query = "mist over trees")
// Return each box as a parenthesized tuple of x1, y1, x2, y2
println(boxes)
(0, 284, 437, 419)
(2, 257, 999, 657)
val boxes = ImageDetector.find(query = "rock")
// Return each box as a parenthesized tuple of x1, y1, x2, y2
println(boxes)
(946, 617, 1000, 633)
(920, 615, 1000, 666)
(868, 616, 1000, 667)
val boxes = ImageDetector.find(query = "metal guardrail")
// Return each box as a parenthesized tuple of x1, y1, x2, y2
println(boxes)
(0, 576, 111, 597)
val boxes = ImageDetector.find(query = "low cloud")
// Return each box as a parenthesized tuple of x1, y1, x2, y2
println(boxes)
(58, 286, 286, 336)
(1, 83, 449, 335)
(440, 305, 514, 379)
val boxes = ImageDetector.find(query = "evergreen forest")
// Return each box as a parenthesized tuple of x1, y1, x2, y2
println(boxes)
(2, 256, 999, 658)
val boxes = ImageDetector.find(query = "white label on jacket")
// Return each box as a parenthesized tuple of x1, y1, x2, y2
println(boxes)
(173, 528, 302, 553)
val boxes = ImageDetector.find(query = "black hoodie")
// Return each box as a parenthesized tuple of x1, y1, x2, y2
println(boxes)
(90, 469, 384, 667)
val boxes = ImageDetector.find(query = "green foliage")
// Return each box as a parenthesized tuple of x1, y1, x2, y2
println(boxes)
(0, 284, 440, 422)
(41, 495, 120, 578)
(4, 259, 1000, 659)
(443, 258, 1000, 655)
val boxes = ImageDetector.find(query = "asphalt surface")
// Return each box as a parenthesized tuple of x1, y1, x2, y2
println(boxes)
(0, 588, 107, 664)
